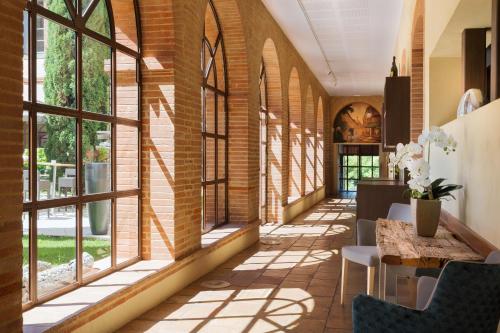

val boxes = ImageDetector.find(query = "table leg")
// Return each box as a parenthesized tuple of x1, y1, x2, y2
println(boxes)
(379, 261, 386, 300)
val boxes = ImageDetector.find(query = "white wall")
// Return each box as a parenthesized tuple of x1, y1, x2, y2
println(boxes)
(430, 99, 500, 248)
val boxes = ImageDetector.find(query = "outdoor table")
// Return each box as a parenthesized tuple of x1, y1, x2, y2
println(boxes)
(375, 218, 484, 300)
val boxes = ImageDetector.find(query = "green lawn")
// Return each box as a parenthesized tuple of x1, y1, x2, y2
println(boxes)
(22, 235, 111, 266)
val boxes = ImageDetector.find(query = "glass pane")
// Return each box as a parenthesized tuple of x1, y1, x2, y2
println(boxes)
(117, 196, 139, 264)
(361, 167, 372, 178)
(37, 0, 71, 19)
(347, 155, 358, 166)
(82, 0, 93, 13)
(218, 139, 225, 179)
(373, 156, 380, 167)
(347, 167, 358, 180)
(117, 125, 138, 190)
(110, 0, 138, 51)
(82, 35, 111, 115)
(214, 46, 225, 91)
(116, 51, 138, 120)
(23, 11, 29, 101)
(37, 114, 77, 200)
(203, 42, 211, 75)
(206, 137, 215, 181)
(217, 95, 225, 136)
(22, 212, 30, 304)
(37, 16, 77, 109)
(204, 184, 216, 231)
(373, 167, 380, 178)
(217, 183, 225, 225)
(37, 205, 76, 297)
(204, 90, 215, 133)
(85, 0, 111, 38)
(204, 5, 219, 48)
(83, 120, 111, 194)
(347, 180, 357, 191)
(361, 156, 372, 166)
(206, 61, 215, 87)
(83, 200, 111, 278)
(23, 111, 30, 202)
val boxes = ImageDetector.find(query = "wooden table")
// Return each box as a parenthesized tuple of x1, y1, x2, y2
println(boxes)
(376, 218, 483, 299)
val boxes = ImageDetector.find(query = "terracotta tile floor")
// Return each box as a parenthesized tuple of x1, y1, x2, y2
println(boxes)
(119, 198, 374, 333)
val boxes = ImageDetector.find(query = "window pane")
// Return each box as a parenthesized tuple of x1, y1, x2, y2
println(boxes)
(23, 11, 29, 101)
(82, 0, 93, 13)
(23, 111, 30, 202)
(204, 184, 216, 231)
(116, 52, 138, 120)
(83, 36, 111, 115)
(22, 212, 30, 304)
(37, 0, 71, 20)
(117, 196, 139, 264)
(361, 167, 372, 178)
(217, 183, 225, 225)
(85, 0, 111, 38)
(218, 139, 226, 179)
(204, 90, 215, 133)
(110, 0, 138, 51)
(83, 200, 111, 278)
(37, 114, 77, 200)
(347, 180, 357, 191)
(37, 206, 76, 297)
(205, 137, 215, 181)
(373, 156, 380, 167)
(373, 167, 380, 178)
(204, 5, 219, 48)
(214, 46, 225, 91)
(117, 125, 138, 190)
(361, 156, 372, 166)
(217, 95, 225, 136)
(38, 17, 77, 109)
(347, 156, 358, 166)
(83, 120, 111, 194)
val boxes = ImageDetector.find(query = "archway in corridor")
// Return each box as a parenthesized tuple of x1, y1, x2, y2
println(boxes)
(261, 39, 283, 223)
(316, 96, 324, 188)
(288, 68, 302, 202)
(305, 87, 315, 194)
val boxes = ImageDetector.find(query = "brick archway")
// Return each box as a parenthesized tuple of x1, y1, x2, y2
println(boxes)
(288, 68, 302, 201)
(305, 86, 315, 194)
(316, 96, 324, 188)
(262, 39, 283, 223)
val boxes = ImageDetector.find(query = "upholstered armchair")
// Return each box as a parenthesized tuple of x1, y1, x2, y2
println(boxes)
(352, 260, 500, 333)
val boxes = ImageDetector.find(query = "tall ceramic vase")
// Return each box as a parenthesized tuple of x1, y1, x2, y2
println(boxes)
(411, 198, 441, 237)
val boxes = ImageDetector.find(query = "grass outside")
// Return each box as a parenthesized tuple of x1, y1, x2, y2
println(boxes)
(22, 235, 111, 266)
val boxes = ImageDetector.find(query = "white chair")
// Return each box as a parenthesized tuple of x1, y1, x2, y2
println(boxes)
(340, 203, 411, 304)
(58, 168, 76, 197)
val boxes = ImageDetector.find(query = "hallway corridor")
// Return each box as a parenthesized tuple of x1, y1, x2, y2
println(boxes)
(119, 199, 369, 333)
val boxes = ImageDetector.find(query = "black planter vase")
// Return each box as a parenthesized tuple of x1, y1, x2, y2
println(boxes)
(85, 163, 111, 235)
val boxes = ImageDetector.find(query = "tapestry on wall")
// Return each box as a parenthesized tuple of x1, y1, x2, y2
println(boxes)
(333, 102, 381, 143)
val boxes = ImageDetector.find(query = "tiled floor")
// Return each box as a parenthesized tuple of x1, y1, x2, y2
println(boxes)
(119, 198, 372, 333)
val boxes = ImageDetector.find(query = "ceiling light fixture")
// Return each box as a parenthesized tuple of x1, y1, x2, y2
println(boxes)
(296, 0, 338, 87)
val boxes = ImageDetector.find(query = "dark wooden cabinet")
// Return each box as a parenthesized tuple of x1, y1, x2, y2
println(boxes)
(356, 179, 409, 221)
(383, 76, 410, 151)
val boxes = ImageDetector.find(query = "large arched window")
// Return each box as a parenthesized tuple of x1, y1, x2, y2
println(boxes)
(22, 0, 141, 308)
(202, 0, 228, 232)
(259, 61, 268, 223)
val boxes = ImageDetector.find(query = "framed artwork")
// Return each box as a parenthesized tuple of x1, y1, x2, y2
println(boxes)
(333, 102, 381, 143)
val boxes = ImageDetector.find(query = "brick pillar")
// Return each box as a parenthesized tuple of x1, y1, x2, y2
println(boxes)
(0, 1, 24, 331)
(288, 68, 302, 201)
(315, 97, 324, 188)
(305, 87, 315, 194)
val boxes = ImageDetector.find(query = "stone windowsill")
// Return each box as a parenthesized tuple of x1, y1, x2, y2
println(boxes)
(23, 223, 251, 333)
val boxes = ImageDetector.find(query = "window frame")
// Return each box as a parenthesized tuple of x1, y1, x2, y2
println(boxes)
(22, 0, 142, 310)
(338, 145, 380, 195)
(201, 0, 229, 232)
(259, 60, 269, 224)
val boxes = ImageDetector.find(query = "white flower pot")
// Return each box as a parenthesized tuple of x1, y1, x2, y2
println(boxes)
(411, 198, 441, 237)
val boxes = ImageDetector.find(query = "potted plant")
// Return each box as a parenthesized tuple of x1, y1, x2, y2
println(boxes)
(85, 142, 111, 235)
(403, 127, 462, 237)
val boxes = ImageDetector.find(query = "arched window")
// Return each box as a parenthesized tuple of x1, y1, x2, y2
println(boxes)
(202, 0, 228, 232)
(22, 0, 141, 308)
(259, 61, 268, 223)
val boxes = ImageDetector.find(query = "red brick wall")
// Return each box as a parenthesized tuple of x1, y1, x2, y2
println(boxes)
(0, 1, 24, 331)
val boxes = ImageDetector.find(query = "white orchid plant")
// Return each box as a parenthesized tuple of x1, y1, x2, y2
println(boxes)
(390, 127, 462, 200)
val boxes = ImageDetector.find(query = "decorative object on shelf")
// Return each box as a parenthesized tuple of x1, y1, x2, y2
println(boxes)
(390, 56, 398, 77)
(457, 88, 483, 117)
(402, 127, 462, 237)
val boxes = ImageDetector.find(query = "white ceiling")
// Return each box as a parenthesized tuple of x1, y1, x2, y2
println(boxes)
(262, 0, 404, 96)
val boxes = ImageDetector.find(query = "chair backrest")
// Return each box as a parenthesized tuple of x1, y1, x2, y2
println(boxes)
(485, 250, 500, 264)
(65, 168, 76, 177)
(426, 260, 500, 332)
(386, 203, 412, 222)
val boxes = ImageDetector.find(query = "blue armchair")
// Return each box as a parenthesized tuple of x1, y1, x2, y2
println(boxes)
(352, 260, 500, 333)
